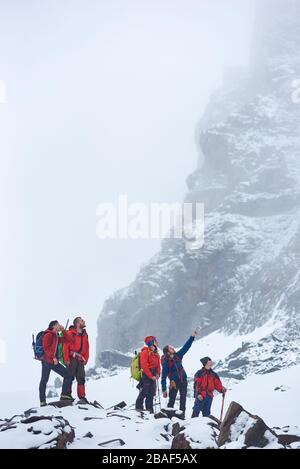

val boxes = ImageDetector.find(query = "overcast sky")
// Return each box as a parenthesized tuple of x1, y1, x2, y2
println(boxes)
(0, 0, 254, 392)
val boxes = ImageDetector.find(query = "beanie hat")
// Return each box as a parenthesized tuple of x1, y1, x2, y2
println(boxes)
(200, 356, 211, 367)
(145, 336, 156, 347)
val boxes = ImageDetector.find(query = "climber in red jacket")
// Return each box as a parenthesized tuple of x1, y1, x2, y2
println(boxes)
(64, 316, 90, 403)
(39, 320, 73, 406)
(192, 356, 226, 418)
(135, 336, 161, 413)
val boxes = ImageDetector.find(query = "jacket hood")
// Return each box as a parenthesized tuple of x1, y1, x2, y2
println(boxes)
(44, 328, 57, 335)
(68, 325, 87, 335)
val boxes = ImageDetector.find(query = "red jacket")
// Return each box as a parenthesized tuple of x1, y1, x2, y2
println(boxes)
(42, 329, 70, 364)
(194, 368, 223, 398)
(63, 326, 89, 364)
(140, 346, 161, 379)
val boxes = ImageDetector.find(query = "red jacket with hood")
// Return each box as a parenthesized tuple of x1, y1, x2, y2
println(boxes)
(140, 346, 161, 379)
(63, 326, 89, 364)
(194, 367, 223, 398)
(42, 328, 70, 364)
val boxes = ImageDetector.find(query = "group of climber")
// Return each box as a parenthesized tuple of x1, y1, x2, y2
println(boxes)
(134, 330, 226, 419)
(36, 316, 90, 407)
(36, 319, 225, 419)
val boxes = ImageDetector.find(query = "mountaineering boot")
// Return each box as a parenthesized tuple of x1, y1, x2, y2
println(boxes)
(60, 394, 75, 401)
(77, 397, 89, 405)
(40, 401, 47, 407)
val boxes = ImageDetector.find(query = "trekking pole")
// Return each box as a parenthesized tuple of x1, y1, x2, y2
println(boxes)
(220, 392, 226, 423)
(65, 319, 69, 330)
(157, 379, 162, 411)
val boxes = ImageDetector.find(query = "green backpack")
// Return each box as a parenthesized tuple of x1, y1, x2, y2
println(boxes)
(131, 351, 142, 381)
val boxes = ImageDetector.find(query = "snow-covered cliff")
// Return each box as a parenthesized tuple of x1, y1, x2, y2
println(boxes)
(96, 0, 300, 378)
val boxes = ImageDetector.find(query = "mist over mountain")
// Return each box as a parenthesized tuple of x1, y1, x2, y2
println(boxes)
(96, 0, 300, 378)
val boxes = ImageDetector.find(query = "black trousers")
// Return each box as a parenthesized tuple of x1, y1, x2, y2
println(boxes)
(136, 374, 157, 413)
(68, 357, 86, 385)
(39, 361, 72, 402)
(167, 380, 188, 413)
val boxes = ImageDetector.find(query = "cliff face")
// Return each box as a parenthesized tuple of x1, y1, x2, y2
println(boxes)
(96, 0, 300, 375)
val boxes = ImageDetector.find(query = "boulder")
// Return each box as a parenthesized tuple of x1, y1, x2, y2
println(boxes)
(218, 401, 281, 448)
(171, 417, 219, 449)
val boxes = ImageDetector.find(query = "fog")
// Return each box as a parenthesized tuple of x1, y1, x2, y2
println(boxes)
(0, 0, 254, 392)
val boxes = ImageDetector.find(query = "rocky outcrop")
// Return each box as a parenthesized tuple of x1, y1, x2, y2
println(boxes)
(171, 401, 289, 449)
(171, 418, 219, 449)
(0, 413, 74, 449)
(96, 350, 133, 369)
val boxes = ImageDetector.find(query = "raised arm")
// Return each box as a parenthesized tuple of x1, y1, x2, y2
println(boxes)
(176, 335, 195, 359)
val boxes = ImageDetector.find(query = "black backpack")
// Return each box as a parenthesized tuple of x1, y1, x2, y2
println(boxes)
(32, 331, 45, 360)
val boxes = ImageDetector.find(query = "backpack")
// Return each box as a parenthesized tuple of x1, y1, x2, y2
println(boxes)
(130, 351, 142, 381)
(32, 331, 45, 360)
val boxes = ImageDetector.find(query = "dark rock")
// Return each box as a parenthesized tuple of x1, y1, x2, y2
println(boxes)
(49, 400, 74, 409)
(98, 438, 125, 447)
(171, 432, 191, 449)
(106, 401, 127, 411)
(218, 401, 280, 448)
(83, 432, 94, 439)
(154, 411, 168, 419)
(24, 408, 38, 418)
(21, 416, 53, 424)
(277, 434, 300, 446)
(161, 408, 183, 419)
(218, 401, 244, 446)
(171, 422, 185, 436)
(91, 400, 104, 409)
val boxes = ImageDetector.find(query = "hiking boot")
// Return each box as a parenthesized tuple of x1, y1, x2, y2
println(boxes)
(77, 397, 89, 405)
(60, 394, 75, 401)
(135, 407, 145, 412)
(40, 401, 47, 407)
